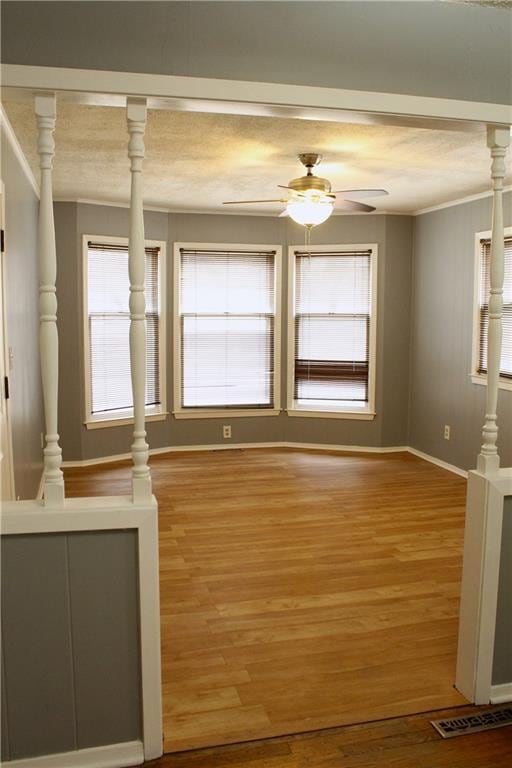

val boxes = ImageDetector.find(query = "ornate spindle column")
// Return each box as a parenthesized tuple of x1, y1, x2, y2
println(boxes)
(477, 125, 510, 476)
(127, 98, 152, 503)
(35, 94, 64, 506)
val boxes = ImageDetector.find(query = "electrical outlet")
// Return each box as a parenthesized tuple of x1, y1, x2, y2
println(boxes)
(223, 425, 232, 439)
(444, 425, 451, 440)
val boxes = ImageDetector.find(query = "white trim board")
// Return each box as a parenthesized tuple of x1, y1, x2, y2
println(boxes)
(55, 197, 410, 217)
(0, 103, 40, 198)
(3, 740, 143, 768)
(490, 683, 512, 704)
(57, 186, 512, 219)
(3, 64, 511, 127)
(62, 442, 409, 468)
(414, 186, 512, 217)
(406, 447, 468, 479)
(61, 442, 467, 479)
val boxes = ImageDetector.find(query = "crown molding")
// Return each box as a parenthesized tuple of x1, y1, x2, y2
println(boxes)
(0, 103, 40, 198)
(56, 190, 512, 219)
(53, 197, 409, 217)
(413, 185, 512, 216)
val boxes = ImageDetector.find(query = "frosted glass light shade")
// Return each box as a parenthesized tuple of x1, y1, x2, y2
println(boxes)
(286, 197, 334, 227)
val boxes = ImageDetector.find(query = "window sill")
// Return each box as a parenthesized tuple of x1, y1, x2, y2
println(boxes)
(84, 409, 168, 430)
(287, 407, 376, 421)
(173, 408, 280, 420)
(470, 374, 512, 392)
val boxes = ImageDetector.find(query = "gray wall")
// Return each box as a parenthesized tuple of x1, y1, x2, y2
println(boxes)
(409, 192, 512, 471)
(1, 124, 44, 499)
(493, 495, 512, 687)
(1, 2, 511, 105)
(56, 202, 413, 461)
(0, 529, 141, 761)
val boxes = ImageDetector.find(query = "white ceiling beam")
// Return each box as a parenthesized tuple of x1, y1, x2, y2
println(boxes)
(2, 64, 511, 133)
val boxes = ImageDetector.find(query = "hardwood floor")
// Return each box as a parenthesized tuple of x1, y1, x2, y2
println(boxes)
(65, 448, 469, 753)
(146, 706, 512, 768)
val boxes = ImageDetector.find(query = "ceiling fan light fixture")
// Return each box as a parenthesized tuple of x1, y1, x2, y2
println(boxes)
(286, 196, 334, 227)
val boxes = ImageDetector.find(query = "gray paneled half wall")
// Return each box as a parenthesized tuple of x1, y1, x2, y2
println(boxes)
(0, 530, 141, 761)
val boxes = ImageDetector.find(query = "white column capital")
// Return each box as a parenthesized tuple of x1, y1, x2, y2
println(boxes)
(34, 92, 56, 120)
(127, 97, 147, 124)
(487, 125, 511, 150)
(127, 98, 147, 172)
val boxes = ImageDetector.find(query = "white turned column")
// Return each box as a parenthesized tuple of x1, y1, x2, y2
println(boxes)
(35, 94, 64, 506)
(477, 126, 510, 476)
(127, 98, 152, 503)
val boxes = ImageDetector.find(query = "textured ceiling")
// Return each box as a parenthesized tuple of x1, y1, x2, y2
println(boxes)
(3, 101, 510, 215)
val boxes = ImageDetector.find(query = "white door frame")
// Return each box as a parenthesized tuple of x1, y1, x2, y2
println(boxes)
(0, 178, 15, 501)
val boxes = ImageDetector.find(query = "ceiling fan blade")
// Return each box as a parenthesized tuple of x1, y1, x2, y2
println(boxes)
(336, 199, 376, 213)
(332, 188, 388, 198)
(277, 185, 305, 196)
(223, 199, 287, 205)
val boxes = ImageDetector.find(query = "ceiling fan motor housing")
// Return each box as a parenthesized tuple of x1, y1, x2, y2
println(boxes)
(288, 175, 332, 194)
(290, 152, 331, 195)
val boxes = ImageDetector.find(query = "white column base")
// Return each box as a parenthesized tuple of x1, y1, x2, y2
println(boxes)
(477, 453, 500, 475)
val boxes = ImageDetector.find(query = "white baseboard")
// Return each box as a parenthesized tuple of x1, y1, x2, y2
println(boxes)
(490, 683, 512, 704)
(62, 441, 468, 477)
(286, 442, 409, 454)
(4, 740, 144, 768)
(62, 441, 411, 468)
(406, 447, 468, 478)
(61, 442, 283, 467)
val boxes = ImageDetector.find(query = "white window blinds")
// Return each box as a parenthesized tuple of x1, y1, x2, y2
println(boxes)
(179, 248, 276, 409)
(477, 236, 512, 380)
(87, 242, 161, 415)
(294, 249, 372, 404)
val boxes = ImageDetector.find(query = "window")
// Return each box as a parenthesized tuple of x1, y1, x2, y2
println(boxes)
(83, 236, 166, 427)
(174, 243, 281, 417)
(472, 229, 512, 390)
(288, 244, 377, 419)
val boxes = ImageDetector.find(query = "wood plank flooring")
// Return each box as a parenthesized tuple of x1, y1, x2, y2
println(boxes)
(146, 706, 512, 768)
(65, 448, 469, 753)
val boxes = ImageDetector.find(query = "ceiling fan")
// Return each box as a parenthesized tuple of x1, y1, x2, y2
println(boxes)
(223, 153, 388, 228)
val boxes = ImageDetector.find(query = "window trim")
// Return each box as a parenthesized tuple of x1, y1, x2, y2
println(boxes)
(286, 242, 378, 419)
(471, 227, 512, 393)
(172, 241, 282, 419)
(82, 234, 168, 429)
